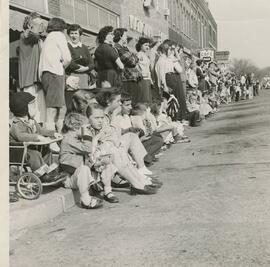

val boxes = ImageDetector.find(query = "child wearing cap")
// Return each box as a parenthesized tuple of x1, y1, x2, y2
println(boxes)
(9, 92, 62, 182)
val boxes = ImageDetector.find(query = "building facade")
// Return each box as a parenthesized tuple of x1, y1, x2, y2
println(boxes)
(168, 0, 217, 55)
(9, 0, 122, 47)
(119, 0, 169, 51)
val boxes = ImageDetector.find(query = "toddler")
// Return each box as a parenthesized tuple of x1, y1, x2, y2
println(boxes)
(9, 92, 61, 182)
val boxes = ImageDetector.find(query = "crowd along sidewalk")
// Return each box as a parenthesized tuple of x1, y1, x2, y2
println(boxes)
(9, 98, 232, 236)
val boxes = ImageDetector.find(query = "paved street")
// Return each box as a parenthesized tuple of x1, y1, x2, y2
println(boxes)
(10, 90, 270, 267)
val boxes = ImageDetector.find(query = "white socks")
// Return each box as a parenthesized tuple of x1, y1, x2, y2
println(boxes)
(138, 166, 153, 176)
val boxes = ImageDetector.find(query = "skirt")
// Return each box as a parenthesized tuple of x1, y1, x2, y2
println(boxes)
(41, 71, 65, 108)
(97, 69, 122, 88)
(198, 79, 206, 92)
(122, 81, 141, 103)
(136, 79, 152, 104)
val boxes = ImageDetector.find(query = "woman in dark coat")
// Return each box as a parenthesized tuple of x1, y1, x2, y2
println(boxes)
(196, 59, 207, 92)
(94, 26, 124, 88)
(113, 28, 143, 103)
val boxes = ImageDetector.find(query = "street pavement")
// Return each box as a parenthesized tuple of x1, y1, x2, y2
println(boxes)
(10, 90, 270, 267)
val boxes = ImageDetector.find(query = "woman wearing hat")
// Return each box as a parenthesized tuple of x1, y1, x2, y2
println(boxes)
(18, 12, 46, 123)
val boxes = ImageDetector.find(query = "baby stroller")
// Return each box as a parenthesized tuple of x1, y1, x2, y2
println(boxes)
(9, 137, 67, 200)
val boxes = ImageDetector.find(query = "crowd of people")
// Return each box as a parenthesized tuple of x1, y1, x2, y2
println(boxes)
(9, 13, 260, 207)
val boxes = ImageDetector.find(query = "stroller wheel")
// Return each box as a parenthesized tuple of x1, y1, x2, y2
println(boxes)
(16, 172, 43, 200)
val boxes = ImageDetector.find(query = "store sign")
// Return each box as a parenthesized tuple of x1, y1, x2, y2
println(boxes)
(129, 15, 153, 37)
(215, 51, 230, 61)
(199, 49, 214, 62)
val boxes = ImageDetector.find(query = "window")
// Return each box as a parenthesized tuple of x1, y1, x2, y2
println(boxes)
(109, 14, 117, 28)
(87, 3, 99, 31)
(74, 0, 87, 27)
(99, 8, 109, 29)
(59, 0, 74, 22)
(11, 0, 47, 13)
(155, 0, 159, 10)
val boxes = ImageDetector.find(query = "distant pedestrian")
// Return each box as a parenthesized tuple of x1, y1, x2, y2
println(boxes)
(196, 59, 207, 92)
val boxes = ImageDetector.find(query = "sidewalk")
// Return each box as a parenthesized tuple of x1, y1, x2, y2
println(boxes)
(10, 187, 80, 234)
(8, 100, 230, 235)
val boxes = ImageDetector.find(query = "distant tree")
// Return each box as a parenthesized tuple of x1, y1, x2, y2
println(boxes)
(260, 66, 270, 78)
(230, 58, 259, 77)
(230, 58, 270, 80)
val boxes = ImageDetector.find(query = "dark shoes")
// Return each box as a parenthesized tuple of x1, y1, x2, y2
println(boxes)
(130, 185, 158, 195)
(104, 192, 119, 203)
(111, 181, 130, 188)
(151, 178, 163, 186)
(81, 197, 103, 209)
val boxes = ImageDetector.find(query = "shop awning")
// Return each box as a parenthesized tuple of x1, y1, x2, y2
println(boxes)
(9, 9, 48, 32)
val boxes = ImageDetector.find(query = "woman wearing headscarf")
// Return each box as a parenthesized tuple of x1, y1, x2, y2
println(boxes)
(18, 12, 46, 123)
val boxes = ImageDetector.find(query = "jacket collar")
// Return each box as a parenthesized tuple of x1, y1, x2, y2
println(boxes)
(68, 41, 83, 48)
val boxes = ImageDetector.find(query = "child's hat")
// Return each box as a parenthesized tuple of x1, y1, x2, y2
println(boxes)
(9, 92, 35, 117)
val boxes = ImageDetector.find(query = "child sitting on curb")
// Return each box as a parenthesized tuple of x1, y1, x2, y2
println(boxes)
(9, 92, 61, 182)
(60, 112, 118, 209)
(128, 102, 164, 166)
(85, 103, 162, 195)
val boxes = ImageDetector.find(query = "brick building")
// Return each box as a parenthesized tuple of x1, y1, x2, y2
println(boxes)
(168, 0, 217, 55)
(9, 0, 121, 48)
(9, 0, 122, 85)
(119, 0, 169, 51)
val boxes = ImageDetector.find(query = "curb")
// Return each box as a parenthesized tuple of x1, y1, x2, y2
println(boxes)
(10, 188, 80, 234)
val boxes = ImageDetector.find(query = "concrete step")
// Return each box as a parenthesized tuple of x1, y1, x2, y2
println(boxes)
(10, 187, 80, 235)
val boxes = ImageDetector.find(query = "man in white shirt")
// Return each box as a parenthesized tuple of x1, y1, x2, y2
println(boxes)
(39, 18, 71, 132)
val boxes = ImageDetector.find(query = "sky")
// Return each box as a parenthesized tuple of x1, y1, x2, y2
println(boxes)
(207, 0, 270, 68)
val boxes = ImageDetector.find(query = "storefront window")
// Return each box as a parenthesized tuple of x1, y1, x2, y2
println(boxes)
(87, 3, 99, 31)
(99, 9, 109, 28)
(10, 0, 47, 13)
(11, 0, 119, 34)
(74, 0, 87, 27)
(59, 0, 74, 22)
